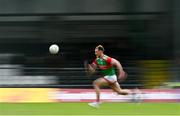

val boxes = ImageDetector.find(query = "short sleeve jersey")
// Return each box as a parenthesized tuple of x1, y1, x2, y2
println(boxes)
(93, 55, 116, 76)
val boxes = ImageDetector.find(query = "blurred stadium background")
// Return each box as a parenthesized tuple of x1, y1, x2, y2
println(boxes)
(0, 0, 179, 115)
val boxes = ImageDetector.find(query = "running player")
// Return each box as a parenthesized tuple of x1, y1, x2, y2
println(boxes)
(85, 45, 131, 108)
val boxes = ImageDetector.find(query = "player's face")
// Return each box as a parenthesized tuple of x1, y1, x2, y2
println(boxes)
(95, 48, 101, 56)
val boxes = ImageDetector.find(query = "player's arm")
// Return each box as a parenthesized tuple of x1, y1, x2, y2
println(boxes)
(111, 58, 127, 80)
(84, 60, 97, 75)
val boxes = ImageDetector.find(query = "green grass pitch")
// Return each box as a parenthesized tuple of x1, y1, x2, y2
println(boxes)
(0, 102, 179, 116)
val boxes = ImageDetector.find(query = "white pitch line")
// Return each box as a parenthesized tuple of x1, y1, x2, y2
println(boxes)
(0, 114, 179, 116)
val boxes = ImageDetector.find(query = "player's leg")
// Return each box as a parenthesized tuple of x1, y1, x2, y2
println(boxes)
(110, 83, 143, 102)
(88, 77, 109, 108)
(110, 82, 131, 95)
(93, 77, 109, 102)
(104, 75, 131, 95)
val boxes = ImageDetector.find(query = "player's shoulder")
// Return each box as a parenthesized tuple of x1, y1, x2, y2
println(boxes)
(103, 55, 112, 60)
(93, 57, 98, 65)
(103, 55, 113, 63)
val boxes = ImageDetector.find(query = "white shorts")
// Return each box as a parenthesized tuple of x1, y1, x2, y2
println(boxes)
(103, 75, 117, 84)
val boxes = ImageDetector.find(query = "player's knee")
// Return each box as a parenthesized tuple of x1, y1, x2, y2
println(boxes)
(93, 80, 99, 86)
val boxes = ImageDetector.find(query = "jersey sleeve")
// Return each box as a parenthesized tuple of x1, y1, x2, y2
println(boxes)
(106, 57, 112, 64)
(92, 59, 98, 65)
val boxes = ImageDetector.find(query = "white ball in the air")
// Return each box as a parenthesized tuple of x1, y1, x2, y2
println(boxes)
(49, 44, 59, 54)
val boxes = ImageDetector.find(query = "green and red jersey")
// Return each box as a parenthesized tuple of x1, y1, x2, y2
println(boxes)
(93, 55, 116, 76)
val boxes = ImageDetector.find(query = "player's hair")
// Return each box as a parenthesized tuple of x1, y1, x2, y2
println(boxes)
(96, 45, 104, 52)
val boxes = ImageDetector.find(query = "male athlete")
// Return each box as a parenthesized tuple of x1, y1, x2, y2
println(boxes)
(85, 45, 131, 108)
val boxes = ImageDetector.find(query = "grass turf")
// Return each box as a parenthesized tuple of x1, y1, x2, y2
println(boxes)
(0, 102, 179, 115)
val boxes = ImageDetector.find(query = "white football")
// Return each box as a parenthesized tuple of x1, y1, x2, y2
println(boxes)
(49, 44, 59, 54)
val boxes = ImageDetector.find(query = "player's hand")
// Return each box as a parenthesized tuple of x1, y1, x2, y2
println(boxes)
(118, 70, 127, 82)
(84, 60, 95, 75)
(84, 60, 89, 74)
(88, 64, 96, 74)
